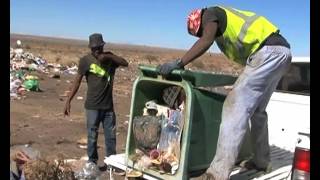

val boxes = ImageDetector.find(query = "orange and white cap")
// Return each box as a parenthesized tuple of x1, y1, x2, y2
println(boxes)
(187, 9, 203, 36)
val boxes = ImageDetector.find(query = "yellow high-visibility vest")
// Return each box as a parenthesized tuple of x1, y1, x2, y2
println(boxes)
(215, 6, 278, 65)
(89, 63, 111, 81)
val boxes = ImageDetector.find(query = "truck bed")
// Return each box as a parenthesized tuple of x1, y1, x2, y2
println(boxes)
(104, 145, 293, 180)
(230, 145, 293, 180)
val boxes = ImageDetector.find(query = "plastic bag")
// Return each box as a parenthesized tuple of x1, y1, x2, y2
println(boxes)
(74, 162, 101, 180)
(158, 110, 182, 152)
(10, 146, 41, 180)
(17, 146, 41, 160)
(10, 79, 22, 97)
(15, 70, 25, 79)
(136, 155, 152, 171)
(133, 116, 162, 153)
(23, 76, 40, 91)
(157, 108, 184, 174)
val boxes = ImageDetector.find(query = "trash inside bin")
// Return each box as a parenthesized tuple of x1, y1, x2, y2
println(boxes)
(133, 115, 162, 153)
(131, 86, 186, 175)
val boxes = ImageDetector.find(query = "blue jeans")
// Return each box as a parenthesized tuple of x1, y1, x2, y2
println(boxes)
(86, 109, 117, 163)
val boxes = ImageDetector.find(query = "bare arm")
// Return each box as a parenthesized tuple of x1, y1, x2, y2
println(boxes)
(180, 21, 218, 66)
(67, 74, 83, 102)
(64, 74, 83, 116)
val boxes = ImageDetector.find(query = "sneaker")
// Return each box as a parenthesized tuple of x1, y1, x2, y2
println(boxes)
(240, 160, 272, 173)
(105, 164, 125, 176)
(98, 163, 108, 172)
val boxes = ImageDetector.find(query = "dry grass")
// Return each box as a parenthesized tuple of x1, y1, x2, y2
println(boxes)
(23, 158, 75, 180)
(144, 54, 159, 64)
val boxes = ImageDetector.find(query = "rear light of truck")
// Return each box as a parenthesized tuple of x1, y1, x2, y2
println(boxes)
(291, 147, 310, 180)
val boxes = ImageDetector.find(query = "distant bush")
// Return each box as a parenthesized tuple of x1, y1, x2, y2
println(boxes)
(145, 54, 158, 64)
(24, 45, 31, 49)
(55, 56, 61, 62)
(191, 60, 205, 69)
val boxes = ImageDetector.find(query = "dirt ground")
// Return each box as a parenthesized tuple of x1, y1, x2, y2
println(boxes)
(10, 34, 243, 179)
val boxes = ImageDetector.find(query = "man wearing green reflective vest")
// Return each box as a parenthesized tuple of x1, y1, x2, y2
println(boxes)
(63, 33, 128, 175)
(158, 6, 291, 180)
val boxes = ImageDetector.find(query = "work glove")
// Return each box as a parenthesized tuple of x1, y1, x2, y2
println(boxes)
(157, 59, 184, 76)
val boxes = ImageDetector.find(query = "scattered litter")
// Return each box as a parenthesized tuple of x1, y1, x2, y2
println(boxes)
(10, 78, 22, 98)
(24, 144, 30, 148)
(77, 137, 88, 149)
(78, 145, 87, 149)
(126, 169, 142, 178)
(16, 40, 22, 46)
(60, 90, 71, 97)
(23, 75, 40, 91)
(77, 137, 87, 145)
(32, 115, 40, 118)
(63, 158, 87, 173)
(77, 96, 84, 100)
(56, 138, 72, 145)
(74, 161, 101, 180)
(10, 45, 78, 100)
(80, 156, 89, 161)
(50, 73, 61, 79)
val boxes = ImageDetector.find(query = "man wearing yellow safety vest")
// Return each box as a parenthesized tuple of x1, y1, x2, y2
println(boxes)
(158, 6, 291, 180)
(64, 33, 128, 175)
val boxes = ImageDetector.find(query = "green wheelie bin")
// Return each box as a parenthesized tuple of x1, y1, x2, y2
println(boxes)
(125, 65, 253, 180)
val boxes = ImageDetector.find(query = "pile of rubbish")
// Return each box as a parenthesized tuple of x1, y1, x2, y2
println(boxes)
(10, 40, 78, 99)
(10, 146, 104, 180)
(10, 146, 76, 180)
(130, 86, 186, 176)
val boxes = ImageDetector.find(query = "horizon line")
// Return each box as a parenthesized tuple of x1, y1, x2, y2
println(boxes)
(10, 32, 199, 52)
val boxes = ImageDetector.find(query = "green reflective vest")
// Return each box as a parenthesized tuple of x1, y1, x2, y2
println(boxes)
(215, 6, 278, 65)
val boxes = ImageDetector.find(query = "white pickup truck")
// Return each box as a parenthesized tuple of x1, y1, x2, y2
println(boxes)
(230, 57, 310, 180)
(105, 57, 310, 180)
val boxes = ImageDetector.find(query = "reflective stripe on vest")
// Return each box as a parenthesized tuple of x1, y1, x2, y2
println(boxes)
(89, 63, 110, 80)
(215, 6, 278, 65)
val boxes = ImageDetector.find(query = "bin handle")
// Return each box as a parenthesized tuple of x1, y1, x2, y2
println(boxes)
(138, 64, 184, 81)
(138, 64, 237, 87)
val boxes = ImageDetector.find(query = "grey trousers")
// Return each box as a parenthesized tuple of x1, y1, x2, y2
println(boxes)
(207, 45, 292, 180)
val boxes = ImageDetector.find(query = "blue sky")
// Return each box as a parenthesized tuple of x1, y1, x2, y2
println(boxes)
(10, 0, 309, 56)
